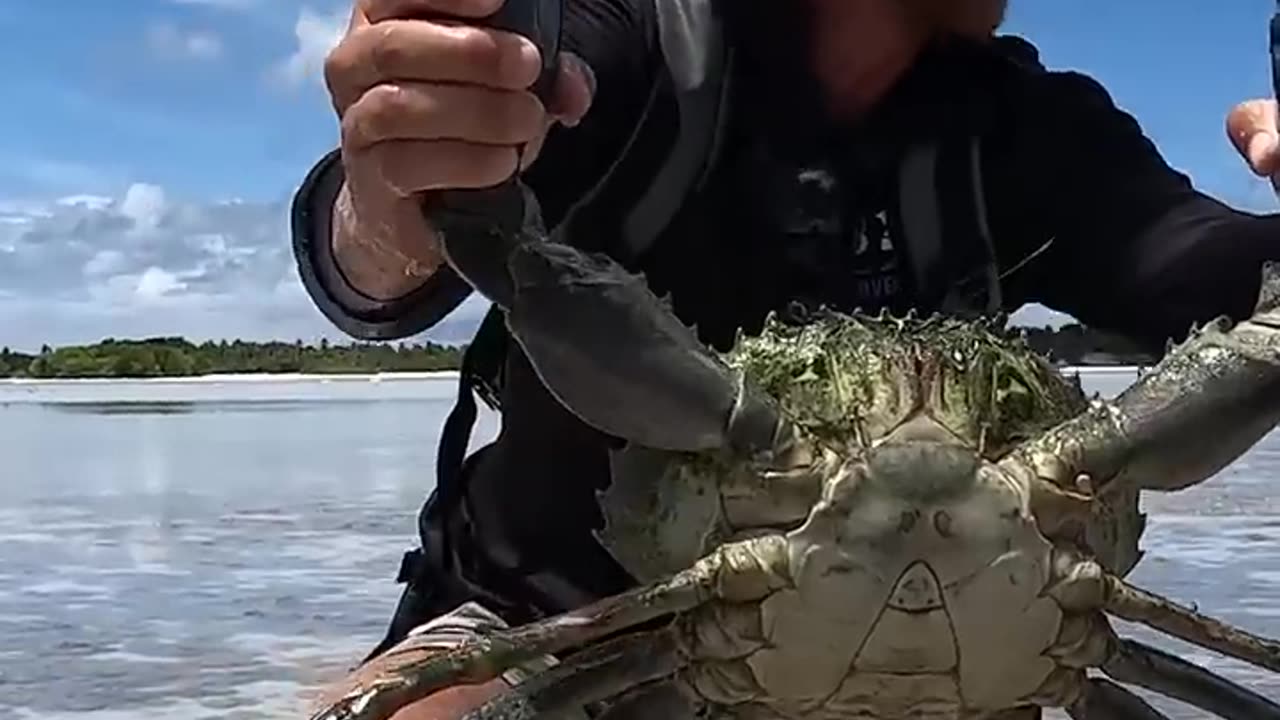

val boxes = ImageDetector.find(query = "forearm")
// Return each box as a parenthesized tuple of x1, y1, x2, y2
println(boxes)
(1000, 67, 1280, 352)
(1034, 200, 1280, 355)
(1131, 206, 1280, 340)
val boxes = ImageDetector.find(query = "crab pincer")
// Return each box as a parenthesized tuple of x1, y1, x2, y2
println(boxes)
(503, 241, 784, 454)
(435, 182, 784, 455)
(1012, 262, 1280, 498)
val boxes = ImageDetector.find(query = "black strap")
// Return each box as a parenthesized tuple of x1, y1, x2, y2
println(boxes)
(362, 306, 514, 662)
(419, 304, 508, 584)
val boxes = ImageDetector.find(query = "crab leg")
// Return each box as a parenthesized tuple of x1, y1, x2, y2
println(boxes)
(1102, 638, 1280, 720)
(1010, 263, 1280, 495)
(1067, 679, 1170, 720)
(1102, 575, 1280, 673)
(308, 537, 792, 720)
(1048, 555, 1280, 716)
(462, 627, 687, 720)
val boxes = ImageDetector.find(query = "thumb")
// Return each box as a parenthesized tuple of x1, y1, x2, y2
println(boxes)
(548, 52, 596, 128)
(515, 53, 597, 172)
(1227, 99, 1280, 176)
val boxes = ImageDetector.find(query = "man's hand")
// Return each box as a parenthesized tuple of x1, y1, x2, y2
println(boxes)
(324, 0, 596, 301)
(1227, 98, 1280, 178)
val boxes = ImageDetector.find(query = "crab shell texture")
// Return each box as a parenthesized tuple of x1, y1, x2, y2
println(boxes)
(598, 312, 1146, 717)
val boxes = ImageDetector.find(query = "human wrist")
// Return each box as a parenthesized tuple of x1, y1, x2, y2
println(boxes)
(331, 183, 445, 302)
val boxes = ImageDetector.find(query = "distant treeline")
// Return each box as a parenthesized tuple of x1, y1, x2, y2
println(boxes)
(0, 323, 1154, 380)
(0, 337, 464, 379)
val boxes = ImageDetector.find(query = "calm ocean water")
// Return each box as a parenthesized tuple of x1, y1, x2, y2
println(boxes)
(1, 368, 1277, 719)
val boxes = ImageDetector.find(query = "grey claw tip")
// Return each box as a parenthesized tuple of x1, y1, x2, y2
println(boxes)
(1255, 261, 1280, 316)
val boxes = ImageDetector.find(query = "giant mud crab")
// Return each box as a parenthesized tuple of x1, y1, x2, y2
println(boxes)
(312, 196, 1280, 720)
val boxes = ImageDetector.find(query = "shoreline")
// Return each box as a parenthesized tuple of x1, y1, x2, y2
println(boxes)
(0, 365, 1141, 385)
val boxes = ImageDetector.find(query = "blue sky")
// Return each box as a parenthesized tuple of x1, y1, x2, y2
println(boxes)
(1, 0, 1278, 351)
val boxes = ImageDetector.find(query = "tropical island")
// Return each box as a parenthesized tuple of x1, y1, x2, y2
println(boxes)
(0, 323, 1155, 379)
(0, 337, 463, 378)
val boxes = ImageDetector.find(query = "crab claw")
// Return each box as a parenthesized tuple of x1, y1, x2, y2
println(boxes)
(1006, 262, 1280, 496)
(433, 183, 784, 455)
(433, 182, 538, 310)
(503, 240, 784, 455)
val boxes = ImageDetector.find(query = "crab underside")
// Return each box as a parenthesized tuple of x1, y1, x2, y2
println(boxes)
(312, 189, 1280, 720)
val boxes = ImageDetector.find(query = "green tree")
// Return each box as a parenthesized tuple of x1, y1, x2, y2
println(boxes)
(0, 337, 466, 378)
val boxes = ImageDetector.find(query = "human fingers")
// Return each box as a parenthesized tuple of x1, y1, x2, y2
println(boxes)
(1227, 98, 1280, 177)
(325, 18, 541, 112)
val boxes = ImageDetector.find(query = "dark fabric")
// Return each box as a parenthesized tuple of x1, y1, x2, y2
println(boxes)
(290, 0, 1280, 646)
(987, 66, 1280, 349)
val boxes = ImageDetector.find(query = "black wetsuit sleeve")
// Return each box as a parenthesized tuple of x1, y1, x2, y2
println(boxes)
(290, 0, 658, 341)
(1003, 70, 1280, 353)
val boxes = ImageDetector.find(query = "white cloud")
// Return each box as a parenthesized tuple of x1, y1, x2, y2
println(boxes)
(135, 266, 189, 301)
(0, 183, 486, 352)
(146, 21, 224, 61)
(119, 183, 167, 231)
(0, 175, 1073, 355)
(270, 6, 346, 89)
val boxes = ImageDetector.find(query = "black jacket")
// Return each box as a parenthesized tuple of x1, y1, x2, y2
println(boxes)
(291, 0, 1280, 635)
